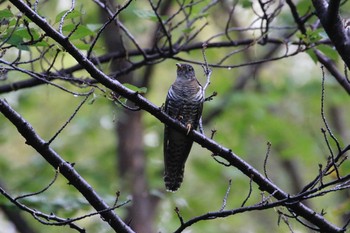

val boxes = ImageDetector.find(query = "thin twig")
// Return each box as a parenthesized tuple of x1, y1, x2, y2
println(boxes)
(210, 129, 217, 139)
(219, 179, 232, 211)
(211, 154, 231, 167)
(87, 2, 131, 59)
(0, 186, 84, 232)
(318, 164, 324, 187)
(201, 43, 212, 92)
(46, 49, 61, 74)
(320, 66, 341, 152)
(111, 92, 141, 111)
(175, 207, 184, 225)
(149, 0, 173, 54)
(93, 0, 147, 59)
(241, 175, 253, 207)
(263, 142, 272, 180)
(15, 168, 60, 201)
(0, 14, 21, 48)
(47, 89, 94, 145)
(66, 22, 80, 39)
(277, 209, 295, 233)
(320, 67, 340, 179)
(224, 1, 238, 42)
(204, 91, 217, 102)
(59, 0, 76, 34)
(0, 59, 91, 96)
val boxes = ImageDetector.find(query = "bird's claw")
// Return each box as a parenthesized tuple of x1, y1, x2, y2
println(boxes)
(186, 123, 192, 135)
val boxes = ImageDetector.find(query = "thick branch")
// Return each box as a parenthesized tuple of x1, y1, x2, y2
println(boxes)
(312, 0, 350, 69)
(0, 99, 134, 233)
(286, 0, 350, 94)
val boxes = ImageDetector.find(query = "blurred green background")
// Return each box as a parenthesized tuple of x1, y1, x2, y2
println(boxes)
(1, 0, 350, 232)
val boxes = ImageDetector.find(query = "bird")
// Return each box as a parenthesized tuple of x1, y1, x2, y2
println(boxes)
(163, 63, 204, 192)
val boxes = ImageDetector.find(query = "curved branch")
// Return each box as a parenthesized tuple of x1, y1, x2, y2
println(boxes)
(0, 99, 134, 233)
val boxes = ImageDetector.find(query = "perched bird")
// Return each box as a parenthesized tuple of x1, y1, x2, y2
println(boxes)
(163, 63, 204, 192)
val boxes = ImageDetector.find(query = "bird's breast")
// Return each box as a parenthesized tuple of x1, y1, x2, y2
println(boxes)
(170, 80, 203, 102)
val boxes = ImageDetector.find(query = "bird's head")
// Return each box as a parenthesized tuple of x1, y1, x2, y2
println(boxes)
(176, 63, 196, 80)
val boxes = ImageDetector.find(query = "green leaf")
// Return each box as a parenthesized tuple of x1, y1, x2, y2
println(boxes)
(299, 28, 323, 44)
(72, 41, 91, 50)
(88, 93, 97, 105)
(13, 27, 41, 40)
(182, 26, 195, 34)
(116, 97, 127, 105)
(138, 87, 148, 94)
(133, 9, 154, 18)
(32, 40, 50, 47)
(55, 10, 82, 24)
(0, 9, 13, 18)
(0, 26, 49, 48)
(241, 0, 252, 8)
(296, 0, 313, 15)
(3, 18, 19, 27)
(62, 24, 94, 40)
(317, 44, 339, 61)
(123, 83, 148, 94)
(0, 32, 29, 50)
(86, 24, 103, 32)
(133, 9, 167, 22)
(305, 49, 318, 64)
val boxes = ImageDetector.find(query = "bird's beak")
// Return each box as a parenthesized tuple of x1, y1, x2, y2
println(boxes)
(176, 63, 182, 69)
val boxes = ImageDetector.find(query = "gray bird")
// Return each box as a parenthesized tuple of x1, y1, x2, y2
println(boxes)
(163, 63, 204, 192)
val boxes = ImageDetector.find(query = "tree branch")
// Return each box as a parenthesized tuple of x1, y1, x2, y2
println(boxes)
(0, 99, 134, 233)
(312, 0, 350, 69)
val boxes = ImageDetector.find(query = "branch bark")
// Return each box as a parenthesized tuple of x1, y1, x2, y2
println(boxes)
(312, 0, 350, 69)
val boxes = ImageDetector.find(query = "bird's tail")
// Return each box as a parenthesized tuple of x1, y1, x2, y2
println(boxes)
(164, 164, 185, 192)
(163, 129, 193, 192)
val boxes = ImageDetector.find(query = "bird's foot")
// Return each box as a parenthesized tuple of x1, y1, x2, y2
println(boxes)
(186, 123, 192, 135)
